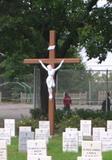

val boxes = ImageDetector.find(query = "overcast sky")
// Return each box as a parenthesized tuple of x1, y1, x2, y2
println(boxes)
(80, 0, 112, 70)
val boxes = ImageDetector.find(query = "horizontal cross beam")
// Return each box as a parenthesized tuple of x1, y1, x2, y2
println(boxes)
(24, 58, 80, 64)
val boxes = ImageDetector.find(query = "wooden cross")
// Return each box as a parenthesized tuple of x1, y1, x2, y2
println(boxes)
(24, 30, 80, 135)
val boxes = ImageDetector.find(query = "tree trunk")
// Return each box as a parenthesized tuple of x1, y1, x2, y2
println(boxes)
(40, 67, 48, 116)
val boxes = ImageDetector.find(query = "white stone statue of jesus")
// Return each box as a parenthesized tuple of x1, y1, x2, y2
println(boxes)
(39, 59, 64, 99)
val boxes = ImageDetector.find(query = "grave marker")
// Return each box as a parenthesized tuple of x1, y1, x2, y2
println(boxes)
(63, 131, 78, 152)
(101, 131, 112, 151)
(65, 128, 78, 132)
(27, 155, 52, 160)
(107, 120, 112, 130)
(19, 126, 31, 132)
(39, 121, 50, 137)
(0, 140, 7, 160)
(4, 119, 15, 137)
(77, 157, 102, 160)
(35, 128, 49, 143)
(82, 141, 102, 158)
(93, 127, 105, 141)
(80, 120, 91, 136)
(27, 139, 47, 160)
(0, 128, 11, 145)
(19, 131, 34, 152)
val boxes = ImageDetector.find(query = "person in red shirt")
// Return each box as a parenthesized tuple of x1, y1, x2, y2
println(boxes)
(63, 92, 72, 113)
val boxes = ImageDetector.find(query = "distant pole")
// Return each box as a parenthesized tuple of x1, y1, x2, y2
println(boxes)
(106, 69, 109, 112)
(89, 80, 92, 105)
(33, 65, 38, 109)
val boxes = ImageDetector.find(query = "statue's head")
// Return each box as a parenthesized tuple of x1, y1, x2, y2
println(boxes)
(47, 64, 53, 70)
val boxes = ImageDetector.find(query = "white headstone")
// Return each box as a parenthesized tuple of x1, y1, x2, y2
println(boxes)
(65, 128, 78, 132)
(80, 120, 92, 136)
(82, 141, 102, 158)
(107, 120, 112, 130)
(77, 157, 102, 160)
(0, 128, 11, 145)
(35, 128, 49, 143)
(0, 140, 7, 160)
(4, 119, 15, 137)
(19, 126, 31, 132)
(63, 131, 78, 152)
(93, 127, 105, 141)
(27, 139, 47, 160)
(77, 157, 82, 160)
(19, 131, 34, 152)
(39, 121, 50, 137)
(101, 131, 112, 151)
(27, 155, 52, 160)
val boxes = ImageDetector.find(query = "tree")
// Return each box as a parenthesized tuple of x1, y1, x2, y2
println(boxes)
(0, 0, 111, 113)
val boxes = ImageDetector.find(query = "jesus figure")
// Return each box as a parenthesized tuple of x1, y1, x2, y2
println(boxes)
(39, 59, 64, 99)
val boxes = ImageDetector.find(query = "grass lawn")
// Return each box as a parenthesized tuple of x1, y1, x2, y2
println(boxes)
(7, 135, 112, 160)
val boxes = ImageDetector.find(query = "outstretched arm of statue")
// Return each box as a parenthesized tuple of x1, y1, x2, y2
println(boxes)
(39, 60, 48, 71)
(54, 59, 64, 71)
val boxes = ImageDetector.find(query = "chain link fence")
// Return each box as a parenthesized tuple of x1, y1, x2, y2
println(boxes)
(56, 70, 112, 108)
(0, 69, 112, 110)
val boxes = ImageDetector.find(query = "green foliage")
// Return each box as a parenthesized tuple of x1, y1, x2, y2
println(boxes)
(57, 114, 81, 133)
(0, 0, 111, 80)
(16, 118, 38, 134)
(15, 109, 112, 135)
(8, 137, 27, 160)
(75, 109, 104, 119)
(58, 69, 90, 92)
(30, 108, 42, 119)
(92, 117, 106, 128)
(55, 109, 65, 123)
(55, 109, 112, 133)
(75, 109, 112, 121)
(30, 108, 48, 119)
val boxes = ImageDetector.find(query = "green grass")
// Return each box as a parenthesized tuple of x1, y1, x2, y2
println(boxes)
(103, 151, 112, 160)
(8, 135, 112, 160)
(8, 137, 27, 160)
(48, 135, 80, 160)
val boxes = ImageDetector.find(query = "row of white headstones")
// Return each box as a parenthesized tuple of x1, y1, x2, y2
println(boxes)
(1, 119, 112, 160)
(0, 119, 51, 160)
(64, 120, 112, 160)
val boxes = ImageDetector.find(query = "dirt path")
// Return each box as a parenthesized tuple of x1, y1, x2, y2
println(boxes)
(0, 103, 33, 119)
(0, 102, 102, 119)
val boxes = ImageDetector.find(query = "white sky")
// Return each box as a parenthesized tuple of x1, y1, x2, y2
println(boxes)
(97, 0, 107, 7)
(80, 49, 112, 70)
(80, 0, 112, 70)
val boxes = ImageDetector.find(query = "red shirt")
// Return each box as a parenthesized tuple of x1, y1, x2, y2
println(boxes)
(63, 95, 72, 107)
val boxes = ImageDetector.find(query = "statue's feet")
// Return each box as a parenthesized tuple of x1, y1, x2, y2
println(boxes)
(49, 94, 53, 99)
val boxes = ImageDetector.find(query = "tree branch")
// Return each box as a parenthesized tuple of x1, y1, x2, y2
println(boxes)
(86, 0, 98, 12)
(57, 30, 78, 57)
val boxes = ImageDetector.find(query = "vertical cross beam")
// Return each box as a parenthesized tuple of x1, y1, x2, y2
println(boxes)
(48, 31, 56, 135)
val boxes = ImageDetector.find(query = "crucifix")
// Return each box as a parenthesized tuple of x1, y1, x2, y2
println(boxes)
(24, 30, 80, 135)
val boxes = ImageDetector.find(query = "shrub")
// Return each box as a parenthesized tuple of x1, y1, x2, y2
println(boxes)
(92, 117, 106, 128)
(55, 114, 80, 133)
(16, 108, 112, 135)
(55, 109, 72, 124)
(75, 108, 103, 119)
(16, 118, 38, 134)
(55, 108, 110, 133)
(30, 108, 41, 119)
